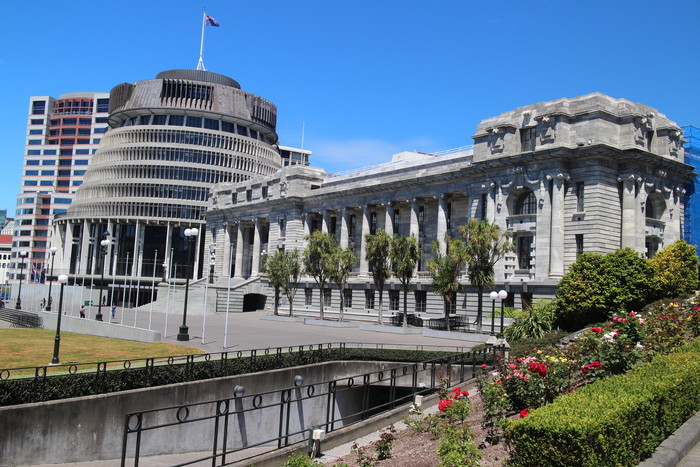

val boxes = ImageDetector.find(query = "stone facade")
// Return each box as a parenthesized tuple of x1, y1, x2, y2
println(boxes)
(204, 93, 694, 315)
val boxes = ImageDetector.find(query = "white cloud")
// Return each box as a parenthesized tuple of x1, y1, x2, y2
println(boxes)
(309, 137, 440, 174)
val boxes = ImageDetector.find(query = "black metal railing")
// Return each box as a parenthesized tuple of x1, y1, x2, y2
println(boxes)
(0, 342, 482, 407)
(120, 347, 496, 466)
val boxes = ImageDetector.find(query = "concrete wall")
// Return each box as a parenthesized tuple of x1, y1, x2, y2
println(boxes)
(39, 310, 161, 343)
(0, 360, 460, 465)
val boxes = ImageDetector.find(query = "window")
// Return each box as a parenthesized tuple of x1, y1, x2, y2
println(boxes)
(24, 180, 37, 186)
(153, 115, 167, 125)
(62, 128, 76, 135)
(393, 209, 400, 235)
(186, 116, 202, 128)
(42, 160, 55, 165)
(92, 138, 101, 144)
(246, 190, 252, 202)
(32, 101, 46, 115)
(59, 159, 71, 166)
(78, 128, 91, 135)
(25, 170, 39, 176)
(72, 181, 82, 186)
(75, 149, 89, 155)
(575, 234, 584, 258)
(279, 218, 286, 237)
(365, 290, 375, 309)
(389, 290, 399, 311)
(576, 182, 585, 212)
(26, 160, 39, 166)
(96, 99, 109, 113)
(43, 150, 56, 155)
(221, 121, 235, 133)
(349, 214, 356, 237)
(63, 118, 77, 125)
(418, 205, 425, 234)
(30, 118, 44, 125)
(93, 127, 107, 134)
(323, 288, 332, 307)
(261, 186, 268, 199)
(515, 191, 537, 215)
(446, 202, 452, 230)
(370, 211, 377, 234)
(74, 159, 88, 165)
(520, 127, 536, 152)
(169, 115, 184, 126)
(95, 117, 108, 123)
(480, 193, 488, 220)
(40, 181, 54, 186)
(517, 236, 533, 270)
(646, 237, 660, 259)
(28, 139, 42, 145)
(58, 170, 70, 176)
(79, 118, 91, 125)
(73, 170, 86, 176)
(29, 129, 43, 135)
(61, 139, 75, 145)
(330, 216, 337, 236)
(415, 291, 427, 313)
(56, 181, 69, 187)
(304, 288, 313, 306)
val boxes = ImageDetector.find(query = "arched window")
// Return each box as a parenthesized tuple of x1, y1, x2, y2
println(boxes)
(516, 191, 537, 215)
(645, 194, 665, 220)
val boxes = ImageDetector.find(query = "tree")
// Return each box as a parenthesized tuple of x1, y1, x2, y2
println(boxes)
(460, 219, 513, 330)
(554, 248, 656, 331)
(428, 235, 468, 331)
(328, 246, 358, 321)
(365, 230, 392, 325)
(303, 231, 337, 320)
(649, 240, 699, 299)
(390, 235, 421, 327)
(261, 250, 303, 316)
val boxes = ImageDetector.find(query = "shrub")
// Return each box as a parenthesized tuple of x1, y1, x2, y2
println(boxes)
(504, 338, 700, 466)
(508, 330, 569, 358)
(554, 249, 656, 331)
(504, 300, 557, 341)
(649, 240, 699, 299)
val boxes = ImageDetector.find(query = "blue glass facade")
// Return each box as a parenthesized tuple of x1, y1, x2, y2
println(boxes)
(683, 125, 700, 254)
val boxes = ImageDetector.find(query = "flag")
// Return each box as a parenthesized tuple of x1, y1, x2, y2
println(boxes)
(206, 15, 220, 27)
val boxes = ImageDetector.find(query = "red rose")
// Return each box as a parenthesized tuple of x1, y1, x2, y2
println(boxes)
(591, 327, 605, 333)
(438, 399, 453, 411)
(520, 409, 529, 418)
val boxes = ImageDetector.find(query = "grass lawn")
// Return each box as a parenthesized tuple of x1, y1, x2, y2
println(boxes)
(0, 328, 203, 370)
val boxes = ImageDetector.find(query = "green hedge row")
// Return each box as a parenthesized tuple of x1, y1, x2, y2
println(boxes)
(0, 347, 489, 406)
(504, 338, 700, 466)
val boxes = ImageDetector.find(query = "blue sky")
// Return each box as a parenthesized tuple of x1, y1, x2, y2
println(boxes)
(1, 0, 699, 217)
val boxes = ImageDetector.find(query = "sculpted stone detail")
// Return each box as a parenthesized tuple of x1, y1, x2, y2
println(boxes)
(537, 115, 556, 144)
(669, 129, 683, 158)
(488, 127, 505, 154)
(634, 115, 654, 147)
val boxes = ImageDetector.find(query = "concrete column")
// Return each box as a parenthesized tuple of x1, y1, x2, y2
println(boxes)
(385, 203, 394, 237)
(302, 214, 311, 238)
(410, 200, 420, 238)
(620, 175, 637, 249)
(234, 222, 245, 278)
(61, 222, 74, 275)
(437, 195, 448, 254)
(268, 216, 280, 252)
(549, 174, 566, 277)
(222, 223, 231, 277)
(251, 219, 262, 276)
(487, 183, 496, 222)
(133, 222, 143, 277)
(164, 223, 173, 281)
(360, 205, 371, 276)
(340, 208, 350, 249)
(322, 211, 330, 234)
(534, 183, 551, 280)
(79, 222, 90, 275)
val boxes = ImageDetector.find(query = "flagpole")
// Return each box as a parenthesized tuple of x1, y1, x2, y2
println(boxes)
(197, 10, 206, 71)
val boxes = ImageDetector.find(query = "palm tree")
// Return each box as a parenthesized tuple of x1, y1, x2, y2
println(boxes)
(460, 219, 513, 330)
(365, 230, 392, 325)
(328, 247, 358, 321)
(390, 235, 421, 327)
(427, 235, 468, 331)
(303, 231, 337, 320)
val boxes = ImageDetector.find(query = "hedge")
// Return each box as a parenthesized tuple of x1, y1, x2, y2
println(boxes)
(505, 338, 700, 466)
(0, 347, 492, 406)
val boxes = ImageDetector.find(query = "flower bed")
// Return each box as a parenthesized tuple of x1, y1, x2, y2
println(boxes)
(504, 338, 700, 466)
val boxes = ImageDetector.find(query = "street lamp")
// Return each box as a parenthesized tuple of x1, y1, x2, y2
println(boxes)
(498, 289, 508, 335)
(16, 250, 28, 309)
(178, 227, 199, 341)
(46, 246, 58, 311)
(50, 274, 69, 365)
(489, 291, 498, 335)
(96, 233, 112, 322)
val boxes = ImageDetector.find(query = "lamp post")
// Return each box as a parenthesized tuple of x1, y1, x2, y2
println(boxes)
(489, 291, 498, 335)
(50, 274, 69, 365)
(178, 227, 198, 341)
(498, 289, 508, 335)
(46, 247, 58, 311)
(16, 250, 28, 309)
(96, 233, 112, 322)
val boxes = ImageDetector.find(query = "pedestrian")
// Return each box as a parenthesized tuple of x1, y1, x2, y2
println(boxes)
(79, 304, 86, 318)
(48, 296, 53, 309)
(111, 303, 117, 319)
(41, 297, 46, 310)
